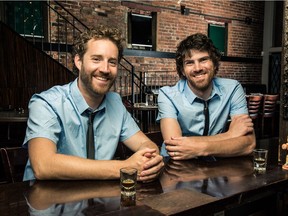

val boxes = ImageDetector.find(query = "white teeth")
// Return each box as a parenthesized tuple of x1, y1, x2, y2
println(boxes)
(96, 77, 108, 81)
(195, 74, 205, 77)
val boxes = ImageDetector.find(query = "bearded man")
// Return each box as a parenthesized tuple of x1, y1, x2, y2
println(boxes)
(157, 33, 255, 160)
(23, 25, 163, 181)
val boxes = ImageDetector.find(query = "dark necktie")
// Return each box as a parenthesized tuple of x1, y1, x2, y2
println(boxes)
(203, 100, 209, 136)
(198, 99, 216, 162)
(86, 112, 96, 159)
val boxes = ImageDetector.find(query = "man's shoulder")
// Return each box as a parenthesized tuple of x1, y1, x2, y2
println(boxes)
(106, 92, 121, 100)
(34, 83, 71, 101)
(214, 77, 240, 86)
(105, 92, 124, 106)
(213, 78, 241, 91)
(160, 79, 183, 94)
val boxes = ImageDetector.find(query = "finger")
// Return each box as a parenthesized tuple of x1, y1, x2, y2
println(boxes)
(143, 155, 163, 170)
(164, 140, 178, 146)
(138, 148, 157, 156)
(168, 150, 178, 158)
(141, 165, 162, 178)
(144, 152, 154, 158)
(140, 161, 163, 178)
(171, 156, 181, 160)
(139, 173, 158, 182)
(169, 151, 182, 160)
(170, 136, 183, 141)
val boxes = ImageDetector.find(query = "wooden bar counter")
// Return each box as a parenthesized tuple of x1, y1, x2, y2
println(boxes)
(1, 138, 288, 215)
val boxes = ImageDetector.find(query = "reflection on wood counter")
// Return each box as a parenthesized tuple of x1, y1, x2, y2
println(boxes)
(1, 140, 288, 215)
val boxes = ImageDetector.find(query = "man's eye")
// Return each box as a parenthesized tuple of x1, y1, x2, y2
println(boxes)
(109, 61, 117, 66)
(200, 57, 210, 63)
(185, 61, 194, 65)
(92, 58, 100, 62)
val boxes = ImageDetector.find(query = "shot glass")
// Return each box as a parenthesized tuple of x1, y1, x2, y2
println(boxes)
(120, 167, 137, 207)
(253, 149, 268, 173)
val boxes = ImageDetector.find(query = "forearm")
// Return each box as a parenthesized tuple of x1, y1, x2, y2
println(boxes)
(138, 140, 160, 154)
(198, 133, 256, 157)
(32, 153, 127, 180)
(124, 131, 160, 154)
(190, 132, 232, 142)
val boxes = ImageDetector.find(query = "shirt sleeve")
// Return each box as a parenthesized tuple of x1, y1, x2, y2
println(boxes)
(229, 81, 248, 116)
(156, 87, 178, 122)
(120, 107, 140, 142)
(23, 94, 61, 148)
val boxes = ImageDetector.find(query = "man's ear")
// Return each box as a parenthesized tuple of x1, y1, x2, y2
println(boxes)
(182, 69, 186, 77)
(74, 55, 82, 71)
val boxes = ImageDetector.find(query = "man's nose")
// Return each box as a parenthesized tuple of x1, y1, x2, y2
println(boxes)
(100, 61, 110, 72)
(193, 61, 201, 71)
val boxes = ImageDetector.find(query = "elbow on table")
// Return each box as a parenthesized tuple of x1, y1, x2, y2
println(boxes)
(32, 162, 53, 180)
(245, 136, 256, 155)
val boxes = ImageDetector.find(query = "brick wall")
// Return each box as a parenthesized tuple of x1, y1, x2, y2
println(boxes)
(50, 0, 264, 84)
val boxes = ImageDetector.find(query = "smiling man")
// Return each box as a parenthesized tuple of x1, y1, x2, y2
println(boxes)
(157, 33, 255, 160)
(22, 25, 163, 181)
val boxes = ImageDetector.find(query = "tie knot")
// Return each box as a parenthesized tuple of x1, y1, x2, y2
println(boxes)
(203, 100, 209, 110)
(87, 111, 96, 124)
(195, 98, 209, 104)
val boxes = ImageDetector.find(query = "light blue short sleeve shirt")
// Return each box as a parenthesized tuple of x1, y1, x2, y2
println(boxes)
(23, 78, 140, 181)
(157, 77, 248, 136)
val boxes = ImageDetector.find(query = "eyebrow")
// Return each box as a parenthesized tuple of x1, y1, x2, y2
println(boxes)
(199, 56, 210, 61)
(184, 55, 210, 62)
(90, 55, 118, 61)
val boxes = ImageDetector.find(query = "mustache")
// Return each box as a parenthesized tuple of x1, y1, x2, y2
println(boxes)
(92, 71, 113, 80)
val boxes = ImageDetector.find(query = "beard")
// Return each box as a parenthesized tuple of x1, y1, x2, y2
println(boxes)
(187, 69, 215, 92)
(79, 65, 116, 97)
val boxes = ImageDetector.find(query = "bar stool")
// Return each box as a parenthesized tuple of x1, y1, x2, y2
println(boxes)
(246, 94, 263, 138)
(260, 94, 279, 138)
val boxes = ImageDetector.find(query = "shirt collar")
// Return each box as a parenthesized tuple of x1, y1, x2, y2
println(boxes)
(182, 78, 222, 104)
(70, 78, 106, 114)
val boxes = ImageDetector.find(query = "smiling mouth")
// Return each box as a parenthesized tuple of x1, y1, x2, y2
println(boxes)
(94, 76, 109, 82)
(98, 76, 108, 80)
(194, 73, 206, 78)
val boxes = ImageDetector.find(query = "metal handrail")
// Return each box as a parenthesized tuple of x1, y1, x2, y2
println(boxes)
(53, 1, 89, 30)
(4, 1, 157, 102)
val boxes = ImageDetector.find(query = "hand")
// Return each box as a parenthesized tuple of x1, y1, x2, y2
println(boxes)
(164, 136, 200, 160)
(139, 153, 164, 182)
(126, 148, 164, 182)
(228, 115, 254, 138)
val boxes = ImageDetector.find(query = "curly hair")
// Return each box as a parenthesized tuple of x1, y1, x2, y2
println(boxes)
(175, 33, 221, 79)
(72, 25, 124, 74)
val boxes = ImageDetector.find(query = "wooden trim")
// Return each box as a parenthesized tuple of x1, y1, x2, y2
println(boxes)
(121, 1, 161, 12)
(123, 49, 262, 63)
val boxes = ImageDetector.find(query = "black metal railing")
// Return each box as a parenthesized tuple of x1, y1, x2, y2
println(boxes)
(3, 1, 180, 132)
(4, 1, 159, 100)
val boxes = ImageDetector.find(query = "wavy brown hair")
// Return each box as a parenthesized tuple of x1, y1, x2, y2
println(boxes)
(175, 33, 221, 79)
(72, 25, 124, 74)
